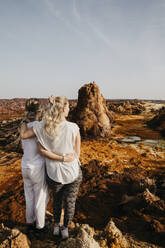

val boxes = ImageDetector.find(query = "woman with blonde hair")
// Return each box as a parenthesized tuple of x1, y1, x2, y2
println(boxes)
(21, 96, 82, 239)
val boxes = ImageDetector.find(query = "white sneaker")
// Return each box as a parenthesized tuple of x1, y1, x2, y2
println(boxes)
(53, 223, 60, 236)
(61, 226, 69, 240)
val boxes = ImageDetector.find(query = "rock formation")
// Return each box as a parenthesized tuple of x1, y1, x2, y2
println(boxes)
(0, 98, 26, 116)
(0, 224, 30, 248)
(147, 106, 165, 137)
(0, 118, 23, 153)
(59, 224, 100, 248)
(0, 98, 48, 117)
(71, 82, 113, 137)
(1, 161, 165, 247)
(105, 220, 129, 248)
(106, 99, 146, 115)
(1, 97, 165, 248)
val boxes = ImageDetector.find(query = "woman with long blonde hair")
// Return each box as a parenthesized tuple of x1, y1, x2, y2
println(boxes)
(21, 96, 82, 239)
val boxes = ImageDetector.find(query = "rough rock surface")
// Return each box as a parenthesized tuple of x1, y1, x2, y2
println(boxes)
(71, 82, 113, 137)
(107, 99, 146, 115)
(0, 224, 30, 248)
(0, 118, 23, 152)
(0, 98, 48, 117)
(147, 106, 165, 137)
(0, 98, 165, 248)
(0, 99, 26, 116)
(105, 219, 129, 248)
(59, 224, 100, 248)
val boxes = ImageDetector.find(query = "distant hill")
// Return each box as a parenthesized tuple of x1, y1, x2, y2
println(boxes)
(0, 98, 48, 115)
(0, 98, 164, 116)
(106, 99, 165, 104)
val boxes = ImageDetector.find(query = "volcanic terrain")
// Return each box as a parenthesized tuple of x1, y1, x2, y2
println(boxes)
(0, 85, 165, 247)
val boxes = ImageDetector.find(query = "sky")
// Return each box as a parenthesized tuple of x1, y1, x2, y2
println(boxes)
(0, 0, 165, 100)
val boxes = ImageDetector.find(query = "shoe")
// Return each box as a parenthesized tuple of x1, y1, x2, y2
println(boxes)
(61, 226, 69, 240)
(34, 226, 48, 234)
(53, 223, 60, 236)
(27, 222, 36, 232)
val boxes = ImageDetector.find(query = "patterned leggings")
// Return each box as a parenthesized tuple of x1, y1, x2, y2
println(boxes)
(47, 169, 82, 227)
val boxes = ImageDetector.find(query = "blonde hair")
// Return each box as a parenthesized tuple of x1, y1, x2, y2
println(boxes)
(43, 96, 68, 136)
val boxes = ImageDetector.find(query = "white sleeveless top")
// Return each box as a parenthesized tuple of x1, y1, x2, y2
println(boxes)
(33, 120, 80, 184)
(21, 121, 45, 168)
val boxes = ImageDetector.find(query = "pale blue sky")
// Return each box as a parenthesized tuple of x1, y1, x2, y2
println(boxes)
(0, 0, 165, 99)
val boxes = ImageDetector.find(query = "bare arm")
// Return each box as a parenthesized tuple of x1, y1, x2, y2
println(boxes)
(38, 142, 75, 162)
(20, 122, 36, 139)
(74, 131, 81, 158)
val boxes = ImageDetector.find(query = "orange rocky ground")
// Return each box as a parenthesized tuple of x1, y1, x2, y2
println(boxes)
(0, 114, 164, 198)
(0, 102, 165, 247)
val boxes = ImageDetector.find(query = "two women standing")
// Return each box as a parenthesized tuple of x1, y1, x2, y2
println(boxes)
(21, 96, 82, 239)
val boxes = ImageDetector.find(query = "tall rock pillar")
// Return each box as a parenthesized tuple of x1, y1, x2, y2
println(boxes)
(71, 82, 113, 137)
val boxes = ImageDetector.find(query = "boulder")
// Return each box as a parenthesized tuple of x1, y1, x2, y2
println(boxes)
(105, 219, 129, 248)
(150, 219, 165, 233)
(140, 189, 165, 216)
(11, 229, 30, 248)
(59, 224, 100, 248)
(147, 106, 165, 137)
(71, 82, 113, 137)
(0, 224, 30, 248)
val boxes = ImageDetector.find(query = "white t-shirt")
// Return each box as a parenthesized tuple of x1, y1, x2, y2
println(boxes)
(21, 121, 45, 168)
(33, 120, 80, 184)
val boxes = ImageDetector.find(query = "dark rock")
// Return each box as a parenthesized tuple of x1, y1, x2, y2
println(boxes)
(147, 106, 165, 138)
(150, 219, 165, 233)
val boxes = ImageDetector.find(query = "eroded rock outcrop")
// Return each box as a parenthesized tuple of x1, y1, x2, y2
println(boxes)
(0, 98, 48, 117)
(1, 163, 165, 247)
(59, 224, 100, 248)
(0, 118, 23, 153)
(105, 220, 129, 248)
(71, 82, 113, 137)
(107, 99, 146, 115)
(0, 224, 30, 248)
(148, 106, 165, 137)
(0, 99, 26, 116)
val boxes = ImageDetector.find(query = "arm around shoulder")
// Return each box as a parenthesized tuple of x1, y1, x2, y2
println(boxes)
(20, 123, 35, 139)
(38, 142, 75, 162)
